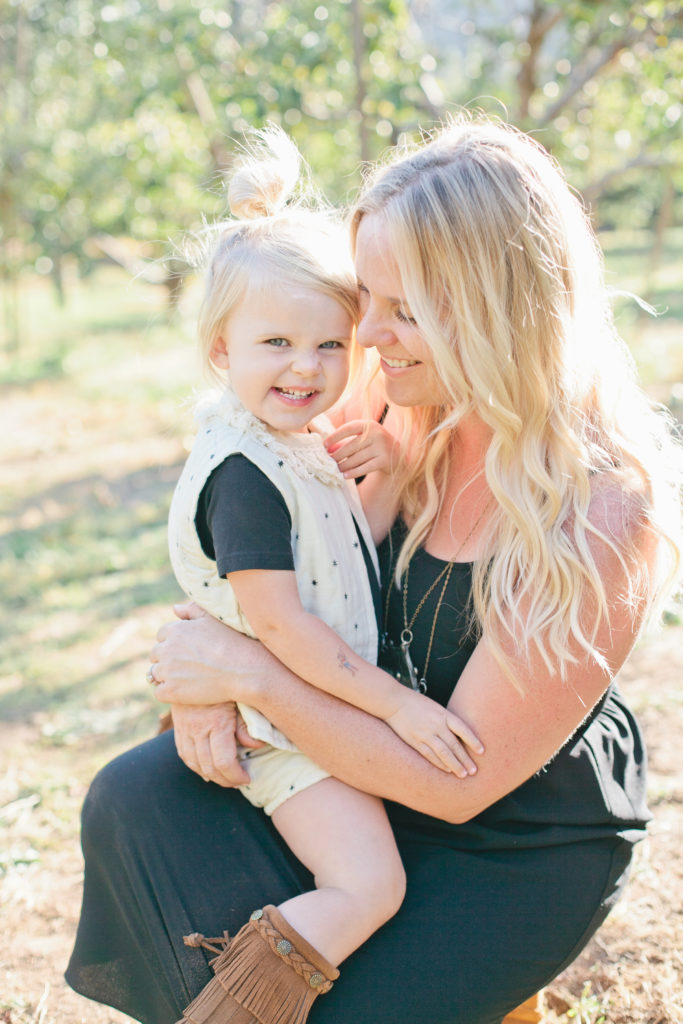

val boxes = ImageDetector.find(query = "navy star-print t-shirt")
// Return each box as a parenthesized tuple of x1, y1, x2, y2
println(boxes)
(195, 453, 381, 622)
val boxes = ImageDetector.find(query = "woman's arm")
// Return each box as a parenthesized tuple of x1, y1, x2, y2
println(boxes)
(439, 487, 657, 818)
(152, 491, 655, 821)
(229, 568, 482, 776)
(150, 602, 631, 823)
(152, 609, 475, 814)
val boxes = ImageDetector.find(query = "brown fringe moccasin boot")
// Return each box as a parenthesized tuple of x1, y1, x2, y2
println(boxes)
(177, 905, 339, 1024)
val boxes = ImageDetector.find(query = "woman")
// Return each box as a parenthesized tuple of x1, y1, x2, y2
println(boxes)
(66, 116, 681, 1024)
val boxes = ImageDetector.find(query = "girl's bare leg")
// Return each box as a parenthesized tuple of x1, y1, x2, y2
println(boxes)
(271, 777, 406, 966)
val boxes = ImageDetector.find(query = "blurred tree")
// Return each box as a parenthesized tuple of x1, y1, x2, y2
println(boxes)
(2, 0, 681, 332)
(1, 0, 227, 318)
(410, 0, 683, 236)
(0, 0, 433, 323)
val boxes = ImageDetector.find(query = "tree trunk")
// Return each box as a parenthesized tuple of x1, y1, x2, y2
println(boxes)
(164, 263, 187, 314)
(516, 2, 563, 122)
(51, 253, 65, 308)
(2, 271, 21, 352)
(350, 0, 371, 163)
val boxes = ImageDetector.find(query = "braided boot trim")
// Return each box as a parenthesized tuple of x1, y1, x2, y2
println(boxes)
(249, 906, 338, 993)
(212, 905, 339, 1024)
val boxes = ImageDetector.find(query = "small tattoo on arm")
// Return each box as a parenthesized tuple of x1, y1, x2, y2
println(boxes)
(337, 649, 359, 675)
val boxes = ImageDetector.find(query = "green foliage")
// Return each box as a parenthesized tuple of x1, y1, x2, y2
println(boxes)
(1, 0, 681, 310)
(0, 267, 193, 734)
(0, 0, 434, 298)
(418, 0, 682, 225)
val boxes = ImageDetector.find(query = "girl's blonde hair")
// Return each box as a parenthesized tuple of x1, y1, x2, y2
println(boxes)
(197, 126, 359, 384)
(351, 113, 682, 684)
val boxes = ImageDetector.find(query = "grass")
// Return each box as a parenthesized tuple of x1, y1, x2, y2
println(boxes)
(0, 266, 197, 772)
(601, 226, 683, 394)
(1, 227, 681, 817)
(0, 229, 682, 1024)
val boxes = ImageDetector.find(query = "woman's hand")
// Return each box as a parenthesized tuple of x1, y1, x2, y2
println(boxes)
(150, 604, 265, 785)
(149, 602, 266, 706)
(171, 702, 260, 787)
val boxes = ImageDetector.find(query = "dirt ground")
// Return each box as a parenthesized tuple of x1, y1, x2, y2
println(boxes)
(1, 629, 681, 1024)
(543, 628, 683, 1024)
(1, 355, 681, 1024)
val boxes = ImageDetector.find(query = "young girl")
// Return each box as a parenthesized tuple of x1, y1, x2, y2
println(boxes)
(166, 128, 483, 1024)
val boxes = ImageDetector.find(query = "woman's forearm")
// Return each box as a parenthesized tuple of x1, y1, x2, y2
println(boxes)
(241, 652, 486, 823)
(151, 610, 482, 820)
(151, 606, 613, 823)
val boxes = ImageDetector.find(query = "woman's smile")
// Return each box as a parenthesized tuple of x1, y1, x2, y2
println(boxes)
(379, 355, 421, 370)
(354, 214, 442, 407)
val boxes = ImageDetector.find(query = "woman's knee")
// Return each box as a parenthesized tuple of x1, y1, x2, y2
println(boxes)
(81, 733, 178, 841)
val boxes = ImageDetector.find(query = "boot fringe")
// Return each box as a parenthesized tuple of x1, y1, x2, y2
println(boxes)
(214, 917, 315, 1024)
(226, 964, 313, 1024)
(178, 905, 339, 1024)
(177, 970, 235, 1024)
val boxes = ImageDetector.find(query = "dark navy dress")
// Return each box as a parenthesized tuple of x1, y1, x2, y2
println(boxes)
(66, 520, 649, 1024)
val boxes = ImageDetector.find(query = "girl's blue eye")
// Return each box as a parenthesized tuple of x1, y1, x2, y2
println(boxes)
(266, 338, 289, 347)
(319, 340, 344, 349)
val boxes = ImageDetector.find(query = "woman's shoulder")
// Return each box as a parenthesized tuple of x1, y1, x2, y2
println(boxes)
(588, 468, 650, 535)
(583, 468, 655, 576)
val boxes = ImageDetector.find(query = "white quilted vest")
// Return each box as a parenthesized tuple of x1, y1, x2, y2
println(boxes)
(168, 389, 379, 750)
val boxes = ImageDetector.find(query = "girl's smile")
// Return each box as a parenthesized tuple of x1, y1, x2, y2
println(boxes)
(210, 284, 354, 432)
(273, 387, 319, 404)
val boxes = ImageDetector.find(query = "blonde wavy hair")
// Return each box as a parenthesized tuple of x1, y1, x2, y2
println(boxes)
(195, 126, 360, 387)
(351, 113, 682, 684)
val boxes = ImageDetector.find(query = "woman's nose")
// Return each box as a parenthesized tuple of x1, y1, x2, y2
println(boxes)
(356, 307, 391, 350)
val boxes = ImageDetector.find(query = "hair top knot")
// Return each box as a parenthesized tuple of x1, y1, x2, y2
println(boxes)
(228, 125, 302, 220)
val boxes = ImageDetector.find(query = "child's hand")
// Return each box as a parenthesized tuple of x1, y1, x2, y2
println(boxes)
(384, 690, 484, 777)
(324, 419, 399, 479)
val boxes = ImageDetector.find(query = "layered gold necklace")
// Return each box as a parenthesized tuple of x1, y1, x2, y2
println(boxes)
(380, 499, 492, 693)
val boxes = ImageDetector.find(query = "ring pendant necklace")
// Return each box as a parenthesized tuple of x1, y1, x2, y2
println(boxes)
(381, 498, 493, 693)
